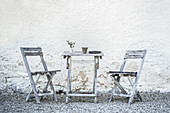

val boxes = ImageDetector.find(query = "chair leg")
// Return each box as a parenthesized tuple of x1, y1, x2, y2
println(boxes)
(26, 91, 32, 101)
(94, 96, 97, 103)
(28, 75, 40, 103)
(109, 76, 127, 102)
(128, 94, 135, 104)
(128, 82, 137, 104)
(136, 91, 142, 102)
(128, 76, 142, 103)
(26, 74, 40, 102)
(109, 95, 113, 102)
(43, 74, 53, 92)
(113, 78, 127, 94)
(109, 85, 116, 102)
(49, 82, 57, 102)
(46, 74, 57, 102)
(32, 84, 40, 103)
(66, 96, 68, 104)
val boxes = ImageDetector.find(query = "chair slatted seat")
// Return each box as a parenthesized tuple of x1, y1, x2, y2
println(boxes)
(109, 71, 137, 77)
(31, 70, 61, 75)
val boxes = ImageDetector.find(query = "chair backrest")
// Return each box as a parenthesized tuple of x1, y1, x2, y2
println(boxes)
(20, 47, 48, 75)
(124, 50, 147, 59)
(21, 47, 43, 56)
(120, 50, 147, 75)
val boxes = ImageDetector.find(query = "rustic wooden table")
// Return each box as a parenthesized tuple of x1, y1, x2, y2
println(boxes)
(62, 51, 104, 103)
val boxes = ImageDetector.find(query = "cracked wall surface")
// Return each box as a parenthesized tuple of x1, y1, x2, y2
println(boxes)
(0, 0, 170, 93)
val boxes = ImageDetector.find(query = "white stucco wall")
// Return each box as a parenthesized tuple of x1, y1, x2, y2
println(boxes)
(0, 0, 170, 93)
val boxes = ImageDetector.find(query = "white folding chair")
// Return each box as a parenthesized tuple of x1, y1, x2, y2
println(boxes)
(20, 47, 61, 103)
(108, 50, 147, 104)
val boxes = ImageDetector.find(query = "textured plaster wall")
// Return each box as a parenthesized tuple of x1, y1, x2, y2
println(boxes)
(0, 0, 170, 93)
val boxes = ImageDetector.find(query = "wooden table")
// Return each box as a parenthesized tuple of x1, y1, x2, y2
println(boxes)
(62, 51, 104, 103)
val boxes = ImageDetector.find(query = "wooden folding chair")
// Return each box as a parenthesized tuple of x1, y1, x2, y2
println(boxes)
(20, 47, 61, 103)
(108, 50, 147, 104)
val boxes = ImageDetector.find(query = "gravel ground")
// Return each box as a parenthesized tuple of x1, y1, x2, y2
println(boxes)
(0, 91, 170, 113)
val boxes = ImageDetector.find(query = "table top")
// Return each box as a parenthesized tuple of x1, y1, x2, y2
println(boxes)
(62, 51, 104, 57)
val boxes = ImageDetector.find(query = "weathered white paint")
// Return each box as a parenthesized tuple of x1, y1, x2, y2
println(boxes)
(0, 0, 170, 93)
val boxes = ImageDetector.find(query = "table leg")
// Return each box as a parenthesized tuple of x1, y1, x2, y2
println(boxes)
(66, 56, 71, 103)
(94, 56, 98, 103)
(69, 57, 72, 92)
(93, 57, 96, 93)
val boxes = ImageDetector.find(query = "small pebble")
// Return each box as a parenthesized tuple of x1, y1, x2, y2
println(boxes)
(0, 92, 170, 113)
